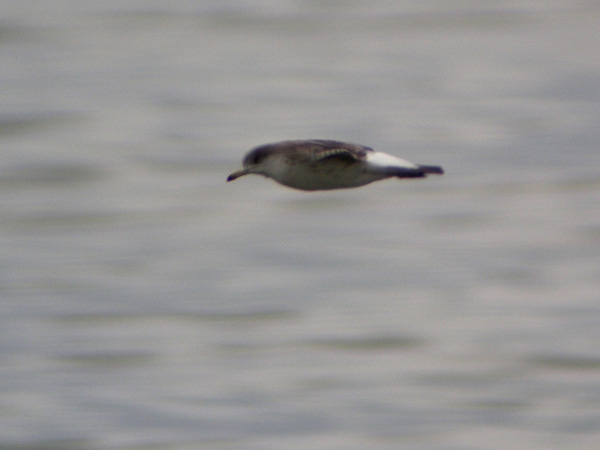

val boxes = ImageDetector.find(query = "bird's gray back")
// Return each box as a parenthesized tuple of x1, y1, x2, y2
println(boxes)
(249, 139, 372, 164)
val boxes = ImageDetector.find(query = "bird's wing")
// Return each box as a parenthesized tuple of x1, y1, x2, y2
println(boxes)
(302, 140, 372, 162)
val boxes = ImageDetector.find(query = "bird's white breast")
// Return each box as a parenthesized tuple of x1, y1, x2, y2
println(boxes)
(273, 159, 382, 190)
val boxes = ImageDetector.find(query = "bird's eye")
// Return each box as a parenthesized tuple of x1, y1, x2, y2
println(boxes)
(244, 148, 269, 166)
(250, 151, 267, 165)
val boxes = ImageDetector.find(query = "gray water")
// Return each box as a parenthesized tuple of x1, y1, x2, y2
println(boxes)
(1, 2, 600, 449)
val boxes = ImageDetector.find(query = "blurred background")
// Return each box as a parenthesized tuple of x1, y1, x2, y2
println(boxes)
(1, 1, 599, 449)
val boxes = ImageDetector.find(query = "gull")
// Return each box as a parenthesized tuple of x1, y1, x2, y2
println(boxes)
(227, 139, 443, 191)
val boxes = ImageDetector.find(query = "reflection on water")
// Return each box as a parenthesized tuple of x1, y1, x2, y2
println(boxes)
(1, 1, 599, 449)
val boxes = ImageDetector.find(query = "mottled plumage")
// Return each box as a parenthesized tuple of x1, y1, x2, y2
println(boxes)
(227, 139, 443, 191)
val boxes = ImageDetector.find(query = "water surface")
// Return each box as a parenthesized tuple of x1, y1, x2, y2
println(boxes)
(1, 2, 599, 449)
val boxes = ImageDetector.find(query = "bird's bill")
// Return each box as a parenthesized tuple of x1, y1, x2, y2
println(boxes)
(226, 168, 250, 182)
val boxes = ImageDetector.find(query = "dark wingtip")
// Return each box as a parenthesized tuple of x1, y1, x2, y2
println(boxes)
(418, 165, 444, 175)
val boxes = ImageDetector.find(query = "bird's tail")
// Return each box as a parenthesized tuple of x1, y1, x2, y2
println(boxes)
(391, 165, 444, 178)
(417, 165, 444, 175)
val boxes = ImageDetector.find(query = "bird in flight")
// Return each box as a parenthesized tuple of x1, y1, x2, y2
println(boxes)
(227, 139, 443, 191)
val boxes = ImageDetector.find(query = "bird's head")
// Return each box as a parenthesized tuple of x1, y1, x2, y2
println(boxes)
(227, 146, 276, 182)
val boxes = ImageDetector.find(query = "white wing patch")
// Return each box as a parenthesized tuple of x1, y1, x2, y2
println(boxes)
(365, 151, 417, 169)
